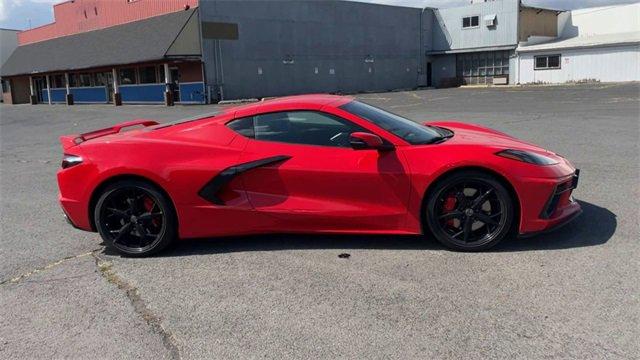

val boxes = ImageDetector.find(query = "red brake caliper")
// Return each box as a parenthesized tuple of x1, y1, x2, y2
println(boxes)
(142, 197, 158, 226)
(442, 194, 457, 227)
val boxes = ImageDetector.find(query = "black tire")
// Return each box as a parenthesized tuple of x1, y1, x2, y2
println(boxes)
(94, 179, 177, 257)
(425, 170, 515, 251)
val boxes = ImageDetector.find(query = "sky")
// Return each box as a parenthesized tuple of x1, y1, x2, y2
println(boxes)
(0, 0, 637, 31)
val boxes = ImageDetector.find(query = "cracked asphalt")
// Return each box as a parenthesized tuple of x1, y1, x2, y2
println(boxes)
(1, 83, 638, 359)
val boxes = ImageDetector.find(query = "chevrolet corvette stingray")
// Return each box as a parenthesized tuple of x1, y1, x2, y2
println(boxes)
(58, 94, 581, 256)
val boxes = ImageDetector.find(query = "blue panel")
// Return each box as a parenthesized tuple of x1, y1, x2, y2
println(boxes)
(120, 84, 165, 103)
(70, 87, 108, 103)
(179, 82, 206, 103)
(41, 89, 67, 103)
(51, 89, 66, 102)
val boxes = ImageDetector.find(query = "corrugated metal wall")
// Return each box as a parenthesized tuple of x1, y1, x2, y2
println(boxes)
(431, 0, 519, 52)
(200, 0, 423, 101)
(518, 46, 640, 84)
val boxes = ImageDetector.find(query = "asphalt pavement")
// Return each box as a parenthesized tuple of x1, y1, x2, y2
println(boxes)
(1, 83, 638, 359)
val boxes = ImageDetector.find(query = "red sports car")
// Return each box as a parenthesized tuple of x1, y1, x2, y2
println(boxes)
(58, 94, 581, 256)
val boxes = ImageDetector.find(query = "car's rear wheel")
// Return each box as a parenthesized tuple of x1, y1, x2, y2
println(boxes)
(425, 171, 514, 251)
(94, 180, 177, 257)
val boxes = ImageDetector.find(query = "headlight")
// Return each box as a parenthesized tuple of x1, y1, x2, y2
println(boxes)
(61, 154, 83, 169)
(496, 149, 558, 165)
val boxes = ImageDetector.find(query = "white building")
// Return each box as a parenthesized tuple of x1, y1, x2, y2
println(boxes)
(514, 3, 640, 84)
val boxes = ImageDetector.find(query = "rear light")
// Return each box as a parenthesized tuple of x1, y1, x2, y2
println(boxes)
(61, 154, 83, 169)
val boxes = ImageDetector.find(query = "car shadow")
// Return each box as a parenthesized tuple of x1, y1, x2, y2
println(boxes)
(104, 200, 616, 258)
(492, 200, 617, 252)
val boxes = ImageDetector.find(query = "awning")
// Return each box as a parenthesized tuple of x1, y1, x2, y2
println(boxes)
(484, 14, 497, 27)
(1, 8, 200, 77)
(427, 45, 516, 55)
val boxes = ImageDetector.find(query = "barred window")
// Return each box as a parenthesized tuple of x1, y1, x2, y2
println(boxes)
(534, 55, 561, 70)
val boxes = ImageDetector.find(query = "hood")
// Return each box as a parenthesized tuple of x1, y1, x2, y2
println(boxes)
(426, 121, 555, 154)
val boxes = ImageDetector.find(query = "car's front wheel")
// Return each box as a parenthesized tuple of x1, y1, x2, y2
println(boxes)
(425, 171, 515, 251)
(94, 180, 177, 257)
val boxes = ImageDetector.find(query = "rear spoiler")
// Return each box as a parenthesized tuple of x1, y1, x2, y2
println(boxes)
(60, 119, 159, 150)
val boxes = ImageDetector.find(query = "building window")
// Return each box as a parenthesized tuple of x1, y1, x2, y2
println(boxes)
(158, 65, 166, 83)
(139, 66, 157, 84)
(456, 50, 510, 85)
(78, 73, 93, 87)
(119, 68, 137, 84)
(1, 79, 10, 93)
(534, 55, 561, 70)
(52, 74, 66, 88)
(462, 16, 479, 29)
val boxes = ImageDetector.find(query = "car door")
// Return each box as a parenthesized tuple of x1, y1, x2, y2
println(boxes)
(231, 109, 413, 233)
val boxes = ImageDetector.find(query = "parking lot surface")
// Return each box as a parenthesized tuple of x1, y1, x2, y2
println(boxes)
(1, 83, 638, 359)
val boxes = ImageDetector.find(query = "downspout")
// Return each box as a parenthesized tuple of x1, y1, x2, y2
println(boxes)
(418, 8, 425, 87)
(516, 0, 522, 84)
(217, 40, 225, 101)
(195, 8, 208, 104)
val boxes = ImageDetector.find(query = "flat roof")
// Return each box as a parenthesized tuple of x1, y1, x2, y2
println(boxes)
(518, 31, 640, 52)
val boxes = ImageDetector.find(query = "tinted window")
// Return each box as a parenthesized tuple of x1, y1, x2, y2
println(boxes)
(340, 101, 441, 145)
(78, 73, 92, 87)
(253, 111, 365, 147)
(535, 56, 547, 69)
(119, 68, 137, 84)
(139, 66, 157, 84)
(227, 117, 255, 138)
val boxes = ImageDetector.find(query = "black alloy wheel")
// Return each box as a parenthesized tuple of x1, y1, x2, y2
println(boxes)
(425, 171, 514, 251)
(95, 180, 177, 257)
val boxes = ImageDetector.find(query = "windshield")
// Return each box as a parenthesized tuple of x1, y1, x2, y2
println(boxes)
(340, 101, 443, 144)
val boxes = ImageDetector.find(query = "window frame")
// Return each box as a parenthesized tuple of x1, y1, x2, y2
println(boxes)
(77, 73, 93, 87)
(1, 79, 10, 93)
(226, 110, 373, 149)
(226, 116, 255, 139)
(534, 54, 561, 70)
(52, 74, 66, 88)
(462, 15, 480, 29)
(138, 65, 158, 84)
(118, 67, 138, 85)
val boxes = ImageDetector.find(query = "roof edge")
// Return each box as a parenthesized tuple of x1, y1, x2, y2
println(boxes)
(517, 39, 640, 53)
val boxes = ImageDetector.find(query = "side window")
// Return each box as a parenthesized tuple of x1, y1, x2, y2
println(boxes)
(254, 111, 366, 147)
(226, 117, 255, 138)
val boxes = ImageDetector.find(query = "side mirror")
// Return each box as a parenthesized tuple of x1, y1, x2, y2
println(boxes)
(349, 132, 393, 151)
